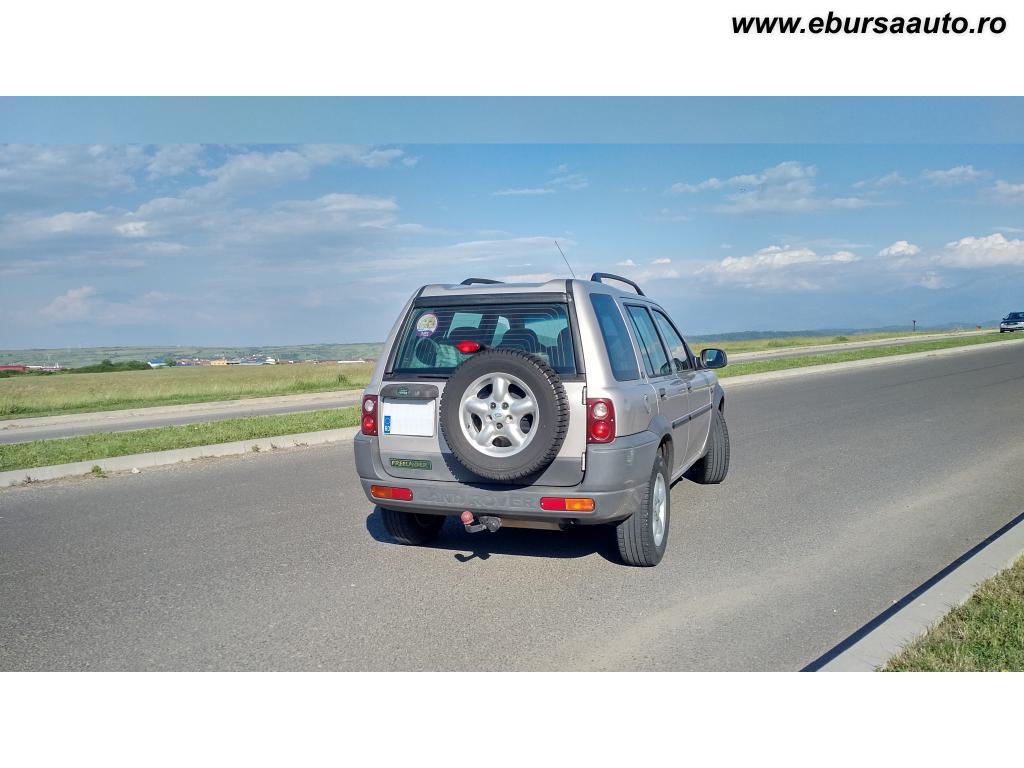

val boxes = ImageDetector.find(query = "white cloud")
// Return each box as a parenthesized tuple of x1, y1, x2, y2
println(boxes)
(38, 285, 176, 325)
(921, 165, 986, 186)
(986, 180, 1024, 204)
(493, 164, 588, 197)
(191, 145, 404, 200)
(651, 258, 672, 264)
(670, 161, 873, 214)
(616, 259, 637, 267)
(853, 171, 907, 189)
(918, 272, 949, 290)
(40, 286, 97, 322)
(0, 145, 146, 207)
(695, 245, 859, 291)
(548, 173, 589, 191)
(937, 233, 1024, 268)
(878, 240, 921, 258)
(669, 178, 724, 194)
(147, 144, 203, 179)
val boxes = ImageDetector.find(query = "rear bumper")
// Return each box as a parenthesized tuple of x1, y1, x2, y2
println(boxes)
(353, 430, 659, 524)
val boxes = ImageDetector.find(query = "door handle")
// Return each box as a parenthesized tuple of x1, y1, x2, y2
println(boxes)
(659, 388, 667, 399)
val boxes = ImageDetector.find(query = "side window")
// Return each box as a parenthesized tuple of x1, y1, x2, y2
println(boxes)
(652, 310, 692, 372)
(626, 305, 672, 378)
(590, 293, 640, 381)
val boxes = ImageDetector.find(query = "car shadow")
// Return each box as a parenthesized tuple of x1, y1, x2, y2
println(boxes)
(364, 510, 620, 563)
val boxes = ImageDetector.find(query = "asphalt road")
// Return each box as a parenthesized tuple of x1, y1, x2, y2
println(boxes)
(3, 341, 1023, 670)
(0, 392, 361, 445)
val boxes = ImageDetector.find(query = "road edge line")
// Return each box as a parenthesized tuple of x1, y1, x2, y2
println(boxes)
(805, 510, 1024, 672)
(0, 426, 360, 487)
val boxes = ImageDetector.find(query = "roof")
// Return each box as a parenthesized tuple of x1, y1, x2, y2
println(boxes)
(418, 275, 645, 301)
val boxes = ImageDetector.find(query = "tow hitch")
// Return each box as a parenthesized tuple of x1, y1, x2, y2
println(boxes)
(461, 511, 501, 533)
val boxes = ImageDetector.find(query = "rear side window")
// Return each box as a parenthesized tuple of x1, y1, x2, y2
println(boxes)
(626, 305, 672, 378)
(392, 303, 576, 375)
(590, 294, 640, 381)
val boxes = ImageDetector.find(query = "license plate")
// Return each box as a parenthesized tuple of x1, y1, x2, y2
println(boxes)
(381, 399, 436, 437)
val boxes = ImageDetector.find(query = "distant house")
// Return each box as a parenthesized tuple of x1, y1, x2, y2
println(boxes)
(210, 359, 228, 366)
(147, 360, 166, 368)
(0, 364, 28, 373)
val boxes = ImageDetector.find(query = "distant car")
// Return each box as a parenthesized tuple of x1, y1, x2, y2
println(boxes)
(999, 312, 1024, 332)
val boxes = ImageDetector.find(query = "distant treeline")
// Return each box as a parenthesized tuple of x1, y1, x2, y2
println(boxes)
(0, 359, 153, 377)
(67, 359, 153, 374)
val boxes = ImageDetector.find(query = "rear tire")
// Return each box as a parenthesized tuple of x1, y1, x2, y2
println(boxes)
(379, 507, 445, 545)
(689, 407, 730, 484)
(615, 451, 670, 567)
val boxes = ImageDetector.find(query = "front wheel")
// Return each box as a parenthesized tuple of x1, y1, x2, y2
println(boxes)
(615, 451, 670, 567)
(379, 507, 445, 545)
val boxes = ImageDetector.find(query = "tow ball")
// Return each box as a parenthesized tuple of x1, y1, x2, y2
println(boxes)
(461, 511, 501, 534)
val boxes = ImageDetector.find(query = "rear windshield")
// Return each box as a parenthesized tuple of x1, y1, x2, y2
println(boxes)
(392, 303, 577, 375)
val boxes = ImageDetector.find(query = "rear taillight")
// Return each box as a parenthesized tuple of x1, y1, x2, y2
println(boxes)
(455, 340, 482, 354)
(361, 394, 378, 436)
(587, 398, 615, 444)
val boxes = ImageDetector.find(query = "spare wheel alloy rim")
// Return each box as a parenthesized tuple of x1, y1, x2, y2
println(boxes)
(458, 372, 539, 458)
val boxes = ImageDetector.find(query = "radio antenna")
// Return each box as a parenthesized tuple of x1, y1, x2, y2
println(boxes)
(554, 239, 576, 278)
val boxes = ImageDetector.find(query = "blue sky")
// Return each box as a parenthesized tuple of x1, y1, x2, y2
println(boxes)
(2, 142, 1024, 348)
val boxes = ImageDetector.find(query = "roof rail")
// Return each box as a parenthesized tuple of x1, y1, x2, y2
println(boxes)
(589, 272, 645, 296)
(460, 277, 504, 286)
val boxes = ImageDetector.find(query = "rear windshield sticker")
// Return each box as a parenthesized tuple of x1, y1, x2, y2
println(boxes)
(415, 313, 439, 337)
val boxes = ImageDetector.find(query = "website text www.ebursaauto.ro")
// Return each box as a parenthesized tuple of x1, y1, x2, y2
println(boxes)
(733, 11, 1006, 35)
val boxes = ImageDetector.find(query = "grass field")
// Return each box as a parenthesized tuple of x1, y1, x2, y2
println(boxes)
(0, 407, 361, 472)
(0, 362, 375, 419)
(883, 555, 1024, 671)
(717, 332, 1015, 378)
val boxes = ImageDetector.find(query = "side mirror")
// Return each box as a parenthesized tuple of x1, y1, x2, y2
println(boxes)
(700, 348, 727, 369)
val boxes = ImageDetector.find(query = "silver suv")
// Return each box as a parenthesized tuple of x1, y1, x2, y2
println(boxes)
(353, 274, 730, 566)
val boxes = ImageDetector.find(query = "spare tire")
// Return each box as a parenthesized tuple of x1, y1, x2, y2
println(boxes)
(439, 348, 570, 482)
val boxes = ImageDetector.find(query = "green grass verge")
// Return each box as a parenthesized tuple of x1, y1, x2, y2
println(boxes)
(882, 555, 1024, 671)
(718, 332, 1017, 378)
(698, 329, 942, 356)
(0, 362, 374, 419)
(0, 407, 360, 472)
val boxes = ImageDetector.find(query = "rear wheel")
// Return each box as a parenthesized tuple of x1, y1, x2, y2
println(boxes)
(379, 507, 445, 545)
(615, 450, 670, 567)
(689, 407, 730, 485)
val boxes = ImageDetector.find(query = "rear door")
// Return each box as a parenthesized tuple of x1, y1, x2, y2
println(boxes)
(625, 304, 690, 474)
(379, 298, 587, 487)
(651, 308, 712, 466)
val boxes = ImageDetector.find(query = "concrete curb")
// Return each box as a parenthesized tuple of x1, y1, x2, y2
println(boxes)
(807, 511, 1024, 671)
(0, 427, 360, 488)
(0, 389, 364, 431)
(722, 336, 1024, 388)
